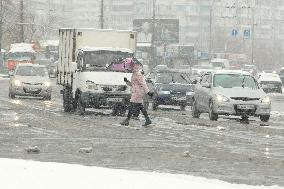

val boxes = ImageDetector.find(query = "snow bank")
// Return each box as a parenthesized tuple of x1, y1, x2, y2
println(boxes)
(0, 158, 282, 189)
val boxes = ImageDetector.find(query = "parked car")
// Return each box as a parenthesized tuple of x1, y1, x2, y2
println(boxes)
(146, 69, 195, 111)
(9, 64, 52, 100)
(241, 64, 258, 76)
(192, 70, 271, 122)
(278, 67, 284, 84)
(258, 73, 282, 93)
(210, 58, 230, 69)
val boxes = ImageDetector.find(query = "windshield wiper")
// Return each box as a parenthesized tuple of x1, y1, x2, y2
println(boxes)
(241, 75, 246, 88)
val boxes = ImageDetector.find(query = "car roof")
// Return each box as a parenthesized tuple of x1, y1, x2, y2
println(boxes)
(204, 70, 252, 75)
(16, 63, 46, 68)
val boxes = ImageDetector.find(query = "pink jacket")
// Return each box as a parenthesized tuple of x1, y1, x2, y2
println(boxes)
(127, 64, 149, 103)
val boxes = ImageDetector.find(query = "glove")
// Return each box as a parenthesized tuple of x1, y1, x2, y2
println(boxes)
(147, 92, 154, 97)
(124, 77, 129, 82)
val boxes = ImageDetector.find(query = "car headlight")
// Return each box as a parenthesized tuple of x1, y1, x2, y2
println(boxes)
(159, 91, 170, 95)
(261, 96, 271, 103)
(216, 94, 230, 102)
(44, 82, 51, 87)
(14, 80, 21, 86)
(186, 91, 194, 96)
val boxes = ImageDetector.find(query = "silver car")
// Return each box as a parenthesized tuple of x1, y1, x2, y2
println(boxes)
(9, 64, 52, 100)
(192, 70, 271, 122)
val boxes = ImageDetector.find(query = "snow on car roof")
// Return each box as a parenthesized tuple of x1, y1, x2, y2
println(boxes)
(79, 47, 133, 54)
(16, 63, 46, 68)
(9, 43, 35, 53)
(258, 73, 282, 82)
(210, 70, 252, 75)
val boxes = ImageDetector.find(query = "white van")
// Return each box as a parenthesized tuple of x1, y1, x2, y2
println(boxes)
(210, 58, 230, 70)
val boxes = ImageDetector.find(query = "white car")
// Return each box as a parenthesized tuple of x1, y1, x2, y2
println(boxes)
(258, 73, 282, 94)
(9, 64, 52, 100)
(192, 70, 271, 122)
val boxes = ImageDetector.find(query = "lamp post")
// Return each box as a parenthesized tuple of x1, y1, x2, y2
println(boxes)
(150, 0, 156, 68)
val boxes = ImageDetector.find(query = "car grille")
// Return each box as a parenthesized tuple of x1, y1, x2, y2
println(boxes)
(23, 88, 42, 94)
(102, 85, 127, 92)
(230, 97, 260, 101)
(23, 82, 43, 86)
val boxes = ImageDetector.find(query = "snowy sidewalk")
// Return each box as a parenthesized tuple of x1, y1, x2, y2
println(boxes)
(0, 158, 282, 189)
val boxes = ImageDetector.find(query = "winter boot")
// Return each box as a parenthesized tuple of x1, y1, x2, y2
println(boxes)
(120, 119, 129, 126)
(142, 118, 152, 127)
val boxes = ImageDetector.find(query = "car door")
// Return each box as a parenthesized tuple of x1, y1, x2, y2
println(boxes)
(202, 73, 213, 112)
(196, 73, 209, 111)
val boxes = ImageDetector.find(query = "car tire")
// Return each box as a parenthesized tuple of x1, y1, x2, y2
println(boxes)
(43, 94, 51, 101)
(152, 101, 158, 111)
(191, 99, 200, 118)
(209, 101, 218, 121)
(180, 104, 186, 111)
(260, 115, 270, 122)
(77, 94, 86, 115)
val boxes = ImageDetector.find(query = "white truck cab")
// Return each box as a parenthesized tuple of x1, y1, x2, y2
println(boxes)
(57, 29, 137, 115)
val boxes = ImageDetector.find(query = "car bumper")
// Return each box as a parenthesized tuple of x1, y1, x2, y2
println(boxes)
(213, 100, 271, 116)
(81, 92, 131, 106)
(155, 94, 193, 106)
(12, 86, 51, 97)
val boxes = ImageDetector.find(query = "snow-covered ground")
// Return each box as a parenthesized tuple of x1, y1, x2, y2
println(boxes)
(0, 158, 282, 189)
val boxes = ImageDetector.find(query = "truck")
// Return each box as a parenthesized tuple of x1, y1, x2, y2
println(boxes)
(7, 43, 36, 73)
(57, 29, 137, 115)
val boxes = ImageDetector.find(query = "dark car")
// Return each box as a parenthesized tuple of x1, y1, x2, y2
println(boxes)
(146, 69, 195, 111)
(258, 73, 282, 93)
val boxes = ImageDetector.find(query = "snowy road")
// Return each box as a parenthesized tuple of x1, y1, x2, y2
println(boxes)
(0, 78, 283, 187)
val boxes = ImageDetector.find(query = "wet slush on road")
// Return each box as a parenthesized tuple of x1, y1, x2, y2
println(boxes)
(0, 78, 283, 186)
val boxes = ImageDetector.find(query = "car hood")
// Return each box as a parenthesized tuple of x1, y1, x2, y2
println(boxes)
(80, 72, 132, 86)
(155, 83, 194, 92)
(14, 75, 50, 83)
(213, 87, 266, 99)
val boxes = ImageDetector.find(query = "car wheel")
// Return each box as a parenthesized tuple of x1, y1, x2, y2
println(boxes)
(180, 104, 186, 111)
(260, 115, 270, 122)
(77, 94, 86, 115)
(43, 94, 51, 100)
(191, 99, 200, 118)
(209, 101, 218, 121)
(152, 101, 158, 111)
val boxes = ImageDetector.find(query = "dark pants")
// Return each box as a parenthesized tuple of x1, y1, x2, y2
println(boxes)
(127, 102, 150, 121)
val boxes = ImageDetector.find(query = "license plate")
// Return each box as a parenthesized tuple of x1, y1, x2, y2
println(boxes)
(172, 96, 186, 101)
(237, 104, 255, 109)
(107, 98, 123, 102)
(27, 88, 38, 92)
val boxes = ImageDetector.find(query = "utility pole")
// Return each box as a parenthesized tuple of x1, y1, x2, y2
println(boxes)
(150, 0, 156, 68)
(20, 0, 24, 42)
(100, 0, 104, 29)
(209, 7, 213, 58)
(0, 0, 3, 66)
(251, 7, 255, 65)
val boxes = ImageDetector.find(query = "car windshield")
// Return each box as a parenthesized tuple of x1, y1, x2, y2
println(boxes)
(16, 66, 48, 77)
(156, 72, 191, 84)
(213, 74, 258, 89)
(193, 65, 213, 69)
(83, 51, 132, 72)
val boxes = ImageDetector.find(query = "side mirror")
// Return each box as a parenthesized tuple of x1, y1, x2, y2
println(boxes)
(9, 71, 14, 77)
(202, 83, 211, 88)
(192, 79, 198, 84)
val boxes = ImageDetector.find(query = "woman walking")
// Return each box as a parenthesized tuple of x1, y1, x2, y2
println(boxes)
(121, 59, 153, 127)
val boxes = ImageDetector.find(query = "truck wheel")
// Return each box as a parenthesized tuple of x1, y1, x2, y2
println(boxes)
(77, 95, 86, 115)
(260, 115, 270, 122)
(180, 104, 186, 111)
(63, 89, 72, 112)
(192, 99, 200, 118)
(9, 91, 15, 99)
(209, 101, 218, 121)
